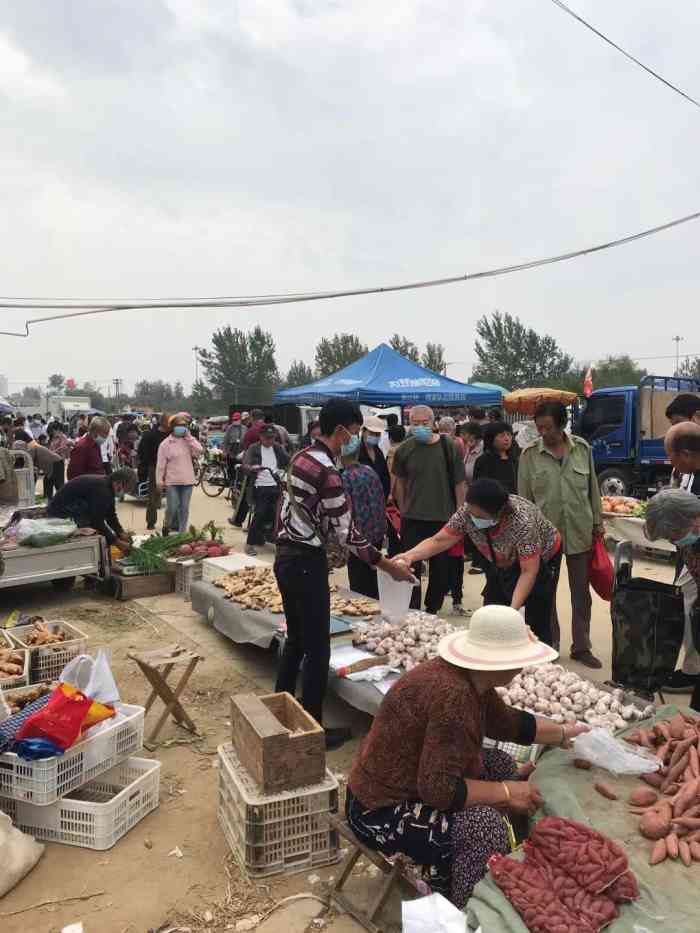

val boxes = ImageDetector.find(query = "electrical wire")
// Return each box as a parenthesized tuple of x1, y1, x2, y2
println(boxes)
(549, 0, 700, 110)
(1, 208, 699, 338)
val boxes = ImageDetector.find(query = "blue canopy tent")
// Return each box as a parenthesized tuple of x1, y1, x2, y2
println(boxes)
(470, 381, 507, 398)
(0, 397, 14, 415)
(274, 344, 500, 407)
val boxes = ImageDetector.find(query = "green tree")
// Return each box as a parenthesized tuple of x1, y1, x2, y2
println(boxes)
(198, 326, 280, 404)
(591, 355, 647, 389)
(285, 360, 315, 388)
(47, 374, 65, 393)
(314, 334, 368, 377)
(421, 342, 447, 374)
(472, 311, 574, 390)
(173, 380, 185, 402)
(389, 334, 420, 362)
(190, 379, 214, 416)
(677, 356, 700, 378)
(20, 386, 41, 403)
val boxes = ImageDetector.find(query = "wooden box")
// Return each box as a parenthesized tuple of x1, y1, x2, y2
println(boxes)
(230, 692, 325, 793)
(112, 571, 174, 601)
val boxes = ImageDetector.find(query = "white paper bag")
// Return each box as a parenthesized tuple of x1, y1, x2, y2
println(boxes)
(402, 894, 467, 933)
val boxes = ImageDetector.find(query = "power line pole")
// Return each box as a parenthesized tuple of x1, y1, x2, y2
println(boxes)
(673, 336, 683, 375)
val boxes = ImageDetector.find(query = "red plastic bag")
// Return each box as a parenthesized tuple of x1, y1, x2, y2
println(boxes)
(589, 536, 614, 601)
(16, 687, 93, 751)
(385, 504, 401, 536)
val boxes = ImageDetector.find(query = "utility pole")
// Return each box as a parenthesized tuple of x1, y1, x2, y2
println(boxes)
(193, 346, 200, 384)
(113, 378, 122, 406)
(673, 336, 683, 376)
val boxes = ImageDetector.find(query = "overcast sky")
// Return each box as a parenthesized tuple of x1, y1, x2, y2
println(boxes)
(1, 0, 698, 395)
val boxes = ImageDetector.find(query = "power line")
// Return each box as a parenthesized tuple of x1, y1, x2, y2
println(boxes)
(549, 0, 700, 110)
(0, 208, 699, 337)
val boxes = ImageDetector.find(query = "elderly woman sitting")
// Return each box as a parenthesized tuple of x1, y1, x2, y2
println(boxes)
(346, 606, 587, 908)
(645, 488, 700, 710)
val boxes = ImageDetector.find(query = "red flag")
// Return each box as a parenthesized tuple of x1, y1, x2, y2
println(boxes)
(583, 366, 593, 398)
(65, 377, 76, 390)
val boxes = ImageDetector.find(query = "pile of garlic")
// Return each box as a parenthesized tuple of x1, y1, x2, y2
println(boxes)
(496, 664, 655, 732)
(352, 611, 456, 672)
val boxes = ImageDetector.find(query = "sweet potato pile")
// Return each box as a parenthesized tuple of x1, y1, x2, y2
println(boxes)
(23, 620, 66, 646)
(489, 817, 638, 932)
(621, 711, 700, 866)
(0, 646, 26, 679)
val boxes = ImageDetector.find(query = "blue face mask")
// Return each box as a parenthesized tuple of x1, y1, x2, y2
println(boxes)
(412, 426, 433, 444)
(365, 434, 380, 447)
(676, 530, 700, 547)
(173, 425, 187, 437)
(341, 434, 360, 457)
(472, 515, 497, 529)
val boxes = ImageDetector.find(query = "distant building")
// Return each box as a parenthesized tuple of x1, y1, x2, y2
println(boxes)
(0, 374, 8, 397)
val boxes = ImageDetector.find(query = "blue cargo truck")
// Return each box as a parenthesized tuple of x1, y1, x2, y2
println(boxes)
(576, 376, 700, 497)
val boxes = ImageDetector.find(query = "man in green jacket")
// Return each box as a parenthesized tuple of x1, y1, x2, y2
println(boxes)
(518, 400, 604, 669)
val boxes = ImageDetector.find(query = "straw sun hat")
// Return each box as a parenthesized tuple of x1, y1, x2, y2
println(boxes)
(438, 605, 559, 671)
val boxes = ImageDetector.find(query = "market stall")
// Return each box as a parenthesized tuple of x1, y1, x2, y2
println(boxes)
(467, 705, 699, 933)
(0, 507, 109, 592)
(601, 495, 675, 554)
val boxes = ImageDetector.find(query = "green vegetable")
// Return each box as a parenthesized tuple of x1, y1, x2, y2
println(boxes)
(124, 532, 197, 574)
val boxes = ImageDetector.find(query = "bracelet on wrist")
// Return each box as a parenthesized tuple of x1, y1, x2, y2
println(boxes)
(501, 781, 511, 803)
(559, 726, 567, 748)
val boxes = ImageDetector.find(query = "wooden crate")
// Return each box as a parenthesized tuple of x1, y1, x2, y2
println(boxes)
(112, 571, 174, 601)
(231, 692, 325, 794)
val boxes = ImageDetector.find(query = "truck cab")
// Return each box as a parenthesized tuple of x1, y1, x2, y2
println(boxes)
(578, 376, 700, 497)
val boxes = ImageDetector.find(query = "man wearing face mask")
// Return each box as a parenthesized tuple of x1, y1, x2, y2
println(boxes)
(67, 416, 111, 480)
(391, 405, 466, 613)
(275, 398, 415, 749)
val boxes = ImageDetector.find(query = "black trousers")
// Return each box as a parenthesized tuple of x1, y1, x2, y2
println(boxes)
(400, 518, 451, 614)
(482, 551, 562, 646)
(247, 486, 280, 546)
(448, 555, 464, 604)
(347, 541, 383, 599)
(274, 547, 330, 725)
(43, 460, 65, 501)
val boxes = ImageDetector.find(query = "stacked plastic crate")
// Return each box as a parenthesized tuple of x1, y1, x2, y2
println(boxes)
(0, 621, 159, 850)
(219, 692, 339, 877)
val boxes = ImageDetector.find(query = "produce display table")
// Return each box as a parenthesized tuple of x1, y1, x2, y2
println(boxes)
(190, 580, 284, 649)
(603, 513, 675, 554)
(467, 703, 696, 933)
(328, 672, 399, 717)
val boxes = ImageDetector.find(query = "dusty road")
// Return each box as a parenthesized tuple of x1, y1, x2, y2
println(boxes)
(0, 486, 680, 932)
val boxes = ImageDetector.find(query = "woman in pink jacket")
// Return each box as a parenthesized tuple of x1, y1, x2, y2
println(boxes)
(156, 415, 203, 533)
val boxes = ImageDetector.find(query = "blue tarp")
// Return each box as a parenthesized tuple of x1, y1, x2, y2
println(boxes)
(274, 344, 500, 406)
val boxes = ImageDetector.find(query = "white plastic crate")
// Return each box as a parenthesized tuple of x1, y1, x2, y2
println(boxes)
(0, 757, 160, 849)
(0, 647, 30, 691)
(7, 620, 88, 684)
(175, 559, 203, 597)
(217, 742, 339, 878)
(482, 737, 542, 765)
(0, 703, 145, 805)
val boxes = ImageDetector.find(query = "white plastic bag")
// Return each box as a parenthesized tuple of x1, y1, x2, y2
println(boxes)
(0, 811, 45, 897)
(16, 517, 77, 547)
(571, 727, 661, 775)
(402, 894, 468, 932)
(59, 650, 120, 705)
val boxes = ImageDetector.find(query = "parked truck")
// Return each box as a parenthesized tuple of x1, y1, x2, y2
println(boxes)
(576, 375, 700, 497)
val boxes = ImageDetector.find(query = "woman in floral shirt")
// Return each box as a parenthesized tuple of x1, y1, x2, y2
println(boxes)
(391, 478, 561, 644)
(342, 444, 387, 599)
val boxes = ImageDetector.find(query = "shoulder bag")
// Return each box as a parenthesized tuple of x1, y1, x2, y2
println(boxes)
(285, 449, 348, 570)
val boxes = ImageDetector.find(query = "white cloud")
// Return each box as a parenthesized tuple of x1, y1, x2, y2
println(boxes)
(0, 32, 64, 99)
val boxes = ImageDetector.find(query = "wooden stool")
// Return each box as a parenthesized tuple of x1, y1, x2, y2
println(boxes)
(328, 814, 423, 933)
(128, 643, 203, 750)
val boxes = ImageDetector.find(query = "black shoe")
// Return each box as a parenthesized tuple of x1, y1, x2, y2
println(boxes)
(468, 566, 484, 575)
(663, 670, 699, 693)
(570, 650, 603, 670)
(324, 727, 352, 751)
(227, 517, 237, 526)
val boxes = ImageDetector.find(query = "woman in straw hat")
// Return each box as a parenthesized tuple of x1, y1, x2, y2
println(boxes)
(346, 606, 588, 908)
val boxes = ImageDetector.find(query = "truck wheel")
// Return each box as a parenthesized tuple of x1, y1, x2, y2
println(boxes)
(598, 469, 630, 497)
(52, 576, 76, 592)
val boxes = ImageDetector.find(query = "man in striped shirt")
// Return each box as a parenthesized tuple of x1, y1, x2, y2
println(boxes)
(275, 398, 414, 750)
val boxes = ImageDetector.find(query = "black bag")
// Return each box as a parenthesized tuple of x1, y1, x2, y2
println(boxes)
(611, 546, 684, 693)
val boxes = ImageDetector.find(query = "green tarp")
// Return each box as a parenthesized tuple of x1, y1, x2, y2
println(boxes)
(467, 705, 697, 932)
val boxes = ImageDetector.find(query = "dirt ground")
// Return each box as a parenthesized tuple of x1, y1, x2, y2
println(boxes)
(0, 487, 680, 932)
